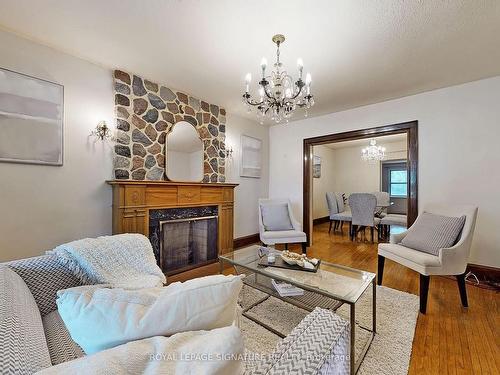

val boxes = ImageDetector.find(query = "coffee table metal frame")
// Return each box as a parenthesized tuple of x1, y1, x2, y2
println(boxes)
(219, 247, 376, 375)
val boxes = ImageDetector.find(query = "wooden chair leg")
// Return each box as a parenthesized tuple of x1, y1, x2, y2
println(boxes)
(285, 243, 288, 250)
(301, 242, 307, 254)
(420, 274, 430, 314)
(328, 220, 333, 233)
(456, 273, 469, 307)
(339, 221, 344, 232)
(349, 222, 352, 238)
(377, 255, 385, 285)
(371, 226, 374, 243)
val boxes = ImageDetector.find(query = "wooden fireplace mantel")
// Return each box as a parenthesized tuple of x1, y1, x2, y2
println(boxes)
(106, 180, 238, 259)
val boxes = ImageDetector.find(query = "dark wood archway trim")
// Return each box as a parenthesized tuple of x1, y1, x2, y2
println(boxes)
(303, 120, 418, 245)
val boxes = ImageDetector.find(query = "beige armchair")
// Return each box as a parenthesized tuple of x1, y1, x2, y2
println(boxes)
(377, 204, 478, 314)
(258, 198, 307, 254)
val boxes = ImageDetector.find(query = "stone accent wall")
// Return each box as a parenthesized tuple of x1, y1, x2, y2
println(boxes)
(113, 70, 226, 182)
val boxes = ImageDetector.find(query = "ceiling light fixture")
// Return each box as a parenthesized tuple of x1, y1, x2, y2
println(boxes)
(242, 34, 314, 124)
(361, 139, 386, 163)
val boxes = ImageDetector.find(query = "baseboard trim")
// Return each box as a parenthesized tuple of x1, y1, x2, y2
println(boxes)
(233, 233, 260, 249)
(313, 216, 330, 226)
(466, 263, 500, 286)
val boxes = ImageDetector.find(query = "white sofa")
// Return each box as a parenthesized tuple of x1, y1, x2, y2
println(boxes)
(1, 252, 350, 374)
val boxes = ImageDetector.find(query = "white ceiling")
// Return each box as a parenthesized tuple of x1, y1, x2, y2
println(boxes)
(1, 1, 499, 125)
(322, 133, 407, 150)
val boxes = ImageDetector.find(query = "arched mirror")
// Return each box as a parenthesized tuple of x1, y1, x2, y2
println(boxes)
(166, 121, 204, 182)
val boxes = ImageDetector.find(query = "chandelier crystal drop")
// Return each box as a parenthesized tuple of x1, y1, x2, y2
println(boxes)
(361, 139, 386, 163)
(242, 34, 314, 124)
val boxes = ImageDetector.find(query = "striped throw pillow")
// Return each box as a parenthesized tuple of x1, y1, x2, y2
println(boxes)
(400, 212, 466, 256)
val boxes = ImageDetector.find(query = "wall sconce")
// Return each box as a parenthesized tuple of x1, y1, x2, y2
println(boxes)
(90, 121, 114, 141)
(223, 146, 233, 159)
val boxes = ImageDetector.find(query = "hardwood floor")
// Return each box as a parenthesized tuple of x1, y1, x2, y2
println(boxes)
(299, 222, 499, 375)
(183, 222, 498, 373)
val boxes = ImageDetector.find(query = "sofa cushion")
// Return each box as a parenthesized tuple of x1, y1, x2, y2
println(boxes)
(42, 310, 84, 365)
(57, 274, 243, 354)
(0, 266, 52, 374)
(261, 203, 294, 231)
(5, 254, 83, 316)
(400, 212, 466, 256)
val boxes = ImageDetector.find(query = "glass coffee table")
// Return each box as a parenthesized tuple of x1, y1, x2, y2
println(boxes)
(219, 245, 376, 375)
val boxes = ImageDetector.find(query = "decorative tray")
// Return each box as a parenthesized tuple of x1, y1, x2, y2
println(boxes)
(258, 255, 321, 273)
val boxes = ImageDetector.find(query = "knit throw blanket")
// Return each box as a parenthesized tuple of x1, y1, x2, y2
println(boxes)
(48, 234, 166, 288)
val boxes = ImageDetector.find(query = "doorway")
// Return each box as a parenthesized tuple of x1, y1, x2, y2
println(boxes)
(303, 121, 418, 245)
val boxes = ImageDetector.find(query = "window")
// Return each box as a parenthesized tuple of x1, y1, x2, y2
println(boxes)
(390, 170, 407, 197)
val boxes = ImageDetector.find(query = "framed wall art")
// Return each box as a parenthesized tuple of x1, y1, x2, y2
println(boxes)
(0, 68, 63, 166)
(313, 155, 321, 178)
(240, 134, 262, 178)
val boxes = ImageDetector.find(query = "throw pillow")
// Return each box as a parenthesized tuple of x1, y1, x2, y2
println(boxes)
(400, 212, 466, 256)
(261, 203, 294, 231)
(56, 274, 243, 354)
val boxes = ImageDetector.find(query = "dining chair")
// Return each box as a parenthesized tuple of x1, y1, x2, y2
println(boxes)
(326, 192, 352, 234)
(348, 193, 380, 242)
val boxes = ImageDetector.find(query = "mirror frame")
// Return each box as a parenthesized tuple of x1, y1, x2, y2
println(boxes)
(165, 121, 204, 183)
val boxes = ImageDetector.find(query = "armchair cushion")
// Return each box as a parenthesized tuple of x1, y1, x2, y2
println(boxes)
(378, 243, 442, 275)
(400, 212, 466, 256)
(261, 230, 307, 244)
(260, 203, 294, 231)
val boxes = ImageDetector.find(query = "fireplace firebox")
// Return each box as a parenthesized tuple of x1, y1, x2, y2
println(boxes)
(149, 206, 219, 275)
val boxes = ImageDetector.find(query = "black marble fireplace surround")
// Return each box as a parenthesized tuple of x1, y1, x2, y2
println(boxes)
(149, 206, 218, 274)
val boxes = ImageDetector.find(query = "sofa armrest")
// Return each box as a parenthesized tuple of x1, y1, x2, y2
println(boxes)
(390, 230, 408, 244)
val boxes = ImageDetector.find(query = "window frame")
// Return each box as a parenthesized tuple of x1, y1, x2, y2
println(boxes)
(389, 168, 408, 198)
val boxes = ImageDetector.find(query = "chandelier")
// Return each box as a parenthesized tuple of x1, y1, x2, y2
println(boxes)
(361, 139, 386, 162)
(242, 34, 314, 124)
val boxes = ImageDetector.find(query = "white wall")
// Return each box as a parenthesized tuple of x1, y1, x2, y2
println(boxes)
(269, 76, 500, 267)
(332, 140, 407, 194)
(312, 141, 406, 219)
(225, 114, 269, 238)
(0, 29, 268, 262)
(0, 30, 114, 261)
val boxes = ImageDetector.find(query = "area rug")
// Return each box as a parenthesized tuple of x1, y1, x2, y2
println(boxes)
(238, 284, 419, 374)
